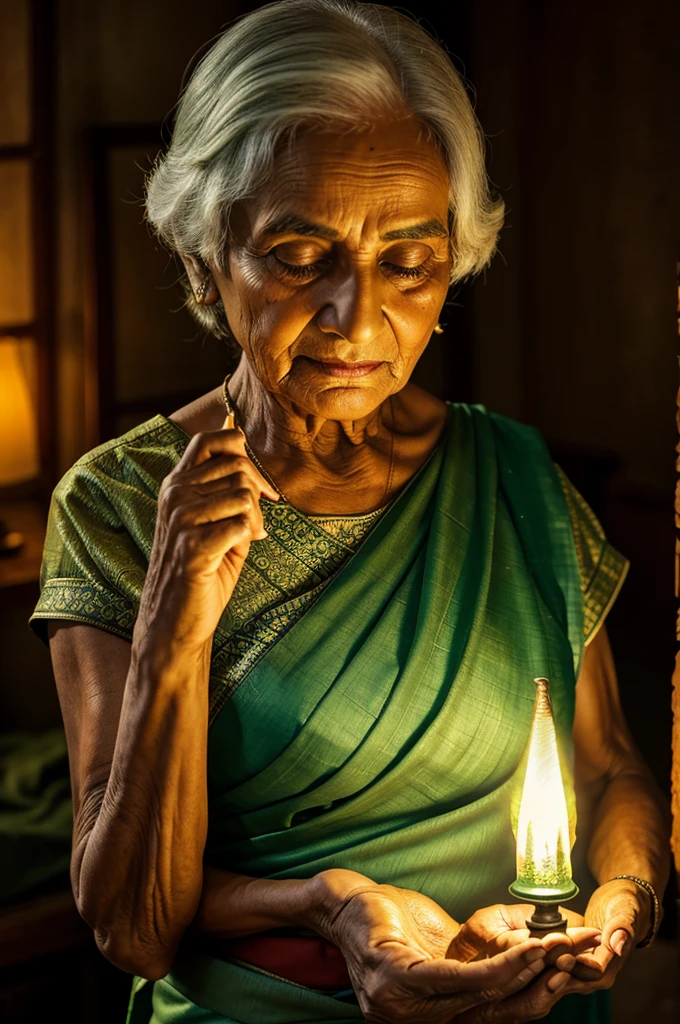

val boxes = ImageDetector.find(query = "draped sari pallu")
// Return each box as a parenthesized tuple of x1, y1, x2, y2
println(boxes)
(125, 406, 614, 1024)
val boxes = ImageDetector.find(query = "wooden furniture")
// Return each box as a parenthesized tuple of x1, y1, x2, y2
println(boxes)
(0, 500, 46, 589)
(0, 0, 57, 503)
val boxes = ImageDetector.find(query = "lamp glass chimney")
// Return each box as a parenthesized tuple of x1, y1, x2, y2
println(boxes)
(512, 678, 576, 899)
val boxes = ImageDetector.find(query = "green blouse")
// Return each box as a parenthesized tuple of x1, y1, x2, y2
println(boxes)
(30, 410, 626, 723)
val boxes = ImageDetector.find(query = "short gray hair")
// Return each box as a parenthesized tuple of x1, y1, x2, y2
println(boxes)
(145, 0, 504, 338)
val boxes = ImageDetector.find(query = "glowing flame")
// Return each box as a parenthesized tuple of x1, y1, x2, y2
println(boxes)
(514, 678, 574, 896)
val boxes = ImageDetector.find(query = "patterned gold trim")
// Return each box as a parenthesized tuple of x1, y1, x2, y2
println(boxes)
(584, 552, 629, 646)
(206, 498, 387, 719)
(30, 578, 135, 640)
(556, 466, 629, 642)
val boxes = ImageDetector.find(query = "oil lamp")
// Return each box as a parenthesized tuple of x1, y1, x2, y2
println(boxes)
(509, 677, 578, 933)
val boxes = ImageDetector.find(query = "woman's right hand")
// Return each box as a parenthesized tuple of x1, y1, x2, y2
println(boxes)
(308, 870, 547, 1024)
(137, 419, 279, 655)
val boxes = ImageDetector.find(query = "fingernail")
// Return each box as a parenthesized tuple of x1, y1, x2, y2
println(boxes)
(611, 930, 630, 957)
(547, 972, 570, 993)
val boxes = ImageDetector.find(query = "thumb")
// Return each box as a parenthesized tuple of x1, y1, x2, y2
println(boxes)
(608, 927, 632, 957)
(599, 902, 635, 957)
(447, 921, 487, 962)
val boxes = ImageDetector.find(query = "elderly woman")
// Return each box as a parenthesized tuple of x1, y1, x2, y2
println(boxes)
(30, 2, 668, 1023)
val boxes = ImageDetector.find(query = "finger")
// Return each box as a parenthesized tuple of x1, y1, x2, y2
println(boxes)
(453, 969, 571, 1023)
(176, 514, 253, 571)
(542, 935, 575, 972)
(601, 916, 634, 958)
(608, 926, 634, 958)
(590, 886, 640, 955)
(571, 942, 616, 982)
(576, 941, 615, 972)
(562, 958, 622, 995)
(489, 928, 532, 953)
(179, 450, 279, 500)
(542, 927, 600, 970)
(570, 960, 607, 983)
(169, 486, 265, 537)
(178, 430, 280, 499)
(447, 905, 535, 961)
(566, 927, 602, 953)
(413, 940, 546, 997)
(423, 959, 548, 1020)
(407, 947, 547, 1019)
(446, 920, 489, 961)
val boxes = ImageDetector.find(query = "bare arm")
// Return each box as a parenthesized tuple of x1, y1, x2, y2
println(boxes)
(51, 617, 338, 979)
(573, 625, 670, 915)
(50, 621, 211, 978)
(560, 624, 671, 994)
(49, 425, 280, 979)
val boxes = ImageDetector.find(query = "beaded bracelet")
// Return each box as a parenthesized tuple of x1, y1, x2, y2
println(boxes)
(611, 874, 661, 948)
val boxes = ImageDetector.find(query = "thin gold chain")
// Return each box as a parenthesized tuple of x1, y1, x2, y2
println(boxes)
(220, 374, 394, 512)
(221, 375, 289, 502)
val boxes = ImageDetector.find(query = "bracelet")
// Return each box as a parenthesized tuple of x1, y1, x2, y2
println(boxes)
(611, 875, 661, 948)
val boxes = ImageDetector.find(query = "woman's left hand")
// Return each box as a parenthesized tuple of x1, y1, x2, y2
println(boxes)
(563, 878, 652, 992)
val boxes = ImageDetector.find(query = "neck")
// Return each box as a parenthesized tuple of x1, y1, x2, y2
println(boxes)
(228, 355, 395, 464)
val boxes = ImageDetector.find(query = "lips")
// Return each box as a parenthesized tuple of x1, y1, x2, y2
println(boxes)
(302, 358, 384, 378)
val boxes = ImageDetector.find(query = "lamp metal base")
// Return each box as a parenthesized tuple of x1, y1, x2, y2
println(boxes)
(525, 902, 569, 934)
(508, 880, 579, 936)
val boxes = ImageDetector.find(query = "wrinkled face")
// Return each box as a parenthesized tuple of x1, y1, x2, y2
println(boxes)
(214, 117, 452, 421)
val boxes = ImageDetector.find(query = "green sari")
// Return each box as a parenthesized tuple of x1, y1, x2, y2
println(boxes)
(30, 402, 627, 1024)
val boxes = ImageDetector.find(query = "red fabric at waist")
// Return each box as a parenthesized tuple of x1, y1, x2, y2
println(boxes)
(217, 934, 352, 991)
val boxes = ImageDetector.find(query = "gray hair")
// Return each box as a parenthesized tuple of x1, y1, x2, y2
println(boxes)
(145, 0, 504, 338)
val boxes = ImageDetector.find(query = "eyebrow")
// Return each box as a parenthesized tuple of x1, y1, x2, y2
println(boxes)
(259, 214, 449, 242)
(260, 214, 338, 241)
(380, 219, 449, 241)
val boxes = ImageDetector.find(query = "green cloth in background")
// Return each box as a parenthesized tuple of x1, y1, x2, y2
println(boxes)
(0, 729, 72, 904)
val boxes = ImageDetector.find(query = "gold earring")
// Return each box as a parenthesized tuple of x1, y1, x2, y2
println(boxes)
(195, 278, 210, 304)
(433, 323, 444, 335)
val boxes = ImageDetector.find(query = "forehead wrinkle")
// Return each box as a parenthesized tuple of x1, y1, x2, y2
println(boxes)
(249, 155, 450, 250)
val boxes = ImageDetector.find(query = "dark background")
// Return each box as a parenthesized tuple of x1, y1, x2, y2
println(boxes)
(0, 1, 678, 1020)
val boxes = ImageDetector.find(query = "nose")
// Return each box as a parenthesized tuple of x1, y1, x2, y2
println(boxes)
(316, 264, 385, 348)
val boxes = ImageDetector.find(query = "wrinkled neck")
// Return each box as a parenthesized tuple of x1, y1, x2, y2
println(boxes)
(227, 355, 393, 463)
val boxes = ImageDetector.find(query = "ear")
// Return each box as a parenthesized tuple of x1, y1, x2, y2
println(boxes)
(179, 253, 220, 305)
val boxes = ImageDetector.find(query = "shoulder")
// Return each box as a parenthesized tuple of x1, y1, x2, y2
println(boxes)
(55, 415, 189, 505)
(32, 416, 187, 645)
(166, 382, 227, 438)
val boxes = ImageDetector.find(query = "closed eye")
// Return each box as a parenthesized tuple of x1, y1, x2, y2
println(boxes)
(379, 260, 434, 280)
(270, 253, 436, 284)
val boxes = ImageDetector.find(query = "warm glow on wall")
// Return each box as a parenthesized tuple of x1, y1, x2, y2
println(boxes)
(0, 337, 40, 486)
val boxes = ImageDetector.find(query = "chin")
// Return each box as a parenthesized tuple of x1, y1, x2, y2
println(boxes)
(288, 378, 389, 421)
(281, 357, 397, 420)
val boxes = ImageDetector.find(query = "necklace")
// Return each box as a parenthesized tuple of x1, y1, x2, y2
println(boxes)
(220, 374, 395, 511)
